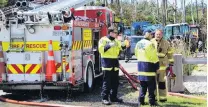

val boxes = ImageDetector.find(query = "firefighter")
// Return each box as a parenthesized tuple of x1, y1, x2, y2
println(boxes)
(135, 30, 159, 106)
(124, 36, 131, 63)
(98, 27, 126, 105)
(151, 29, 174, 102)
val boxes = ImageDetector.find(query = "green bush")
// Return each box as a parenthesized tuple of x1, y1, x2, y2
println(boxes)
(183, 64, 198, 75)
(0, 0, 8, 7)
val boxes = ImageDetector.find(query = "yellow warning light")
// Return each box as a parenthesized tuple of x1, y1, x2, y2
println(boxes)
(62, 25, 69, 30)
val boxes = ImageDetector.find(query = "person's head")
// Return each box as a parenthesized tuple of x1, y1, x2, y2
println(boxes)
(118, 32, 123, 37)
(155, 29, 163, 41)
(108, 27, 117, 38)
(143, 30, 154, 40)
(125, 36, 129, 40)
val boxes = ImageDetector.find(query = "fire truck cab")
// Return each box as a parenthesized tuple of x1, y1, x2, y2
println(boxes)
(0, 1, 116, 93)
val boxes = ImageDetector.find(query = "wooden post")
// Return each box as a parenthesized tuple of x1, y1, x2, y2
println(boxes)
(171, 54, 184, 92)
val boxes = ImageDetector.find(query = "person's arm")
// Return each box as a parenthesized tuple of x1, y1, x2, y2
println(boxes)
(98, 38, 107, 54)
(167, 42, 174, 65)
(118, 40, 126, 51)
(134, 42, 139, 58)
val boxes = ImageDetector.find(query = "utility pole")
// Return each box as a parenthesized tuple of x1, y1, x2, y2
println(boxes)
(196, 0, 199, 24)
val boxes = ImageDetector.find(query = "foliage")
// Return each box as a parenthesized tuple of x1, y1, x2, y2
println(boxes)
(199, 9, 207, 41)
(94, 0, 207, 26)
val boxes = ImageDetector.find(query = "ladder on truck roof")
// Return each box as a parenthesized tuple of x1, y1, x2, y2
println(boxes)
(7, 20, 26, 52)
(29, 0, 94, 13)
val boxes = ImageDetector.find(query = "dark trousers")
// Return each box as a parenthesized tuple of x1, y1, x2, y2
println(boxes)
(125, 47, 131, 60)
(101, 69, 119, 100)
(139, 80, 156, 105)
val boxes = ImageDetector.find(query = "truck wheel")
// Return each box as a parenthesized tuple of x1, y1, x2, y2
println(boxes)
(84, 62, 94, 93)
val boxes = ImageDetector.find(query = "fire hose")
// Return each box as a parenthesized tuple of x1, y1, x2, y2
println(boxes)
(119, 64, 140, 90)
(119, 64, 207, 101)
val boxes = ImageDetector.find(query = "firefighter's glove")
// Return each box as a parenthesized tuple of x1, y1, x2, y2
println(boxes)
(170, 74, 176, 79)
(121, 42, 126, 47)
(104, 42, 115, 52)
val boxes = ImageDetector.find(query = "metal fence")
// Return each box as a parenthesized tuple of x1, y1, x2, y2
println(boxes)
(168, 54, 207, 92)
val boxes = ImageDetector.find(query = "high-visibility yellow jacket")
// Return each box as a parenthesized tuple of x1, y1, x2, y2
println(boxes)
(151, 38, 174, 71)
(135, 38, 159, 81)
(98, 36, 124, 71)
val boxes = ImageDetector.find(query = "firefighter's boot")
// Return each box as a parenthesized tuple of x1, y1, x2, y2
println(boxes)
(110, 98, 123, 103)
(102, 99, 111, 105)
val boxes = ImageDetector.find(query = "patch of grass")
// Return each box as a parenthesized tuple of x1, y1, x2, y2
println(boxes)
(123, 90, 207, 107)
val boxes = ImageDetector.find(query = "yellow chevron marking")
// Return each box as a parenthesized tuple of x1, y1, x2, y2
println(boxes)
(16, 64, 24, 73)
(56, 63, 62, 73)
(77, 41, 80, 50)
(25, 64, 31, 73)
(7, 65, 18, 74)
(80, 41, 83, 49)
(66, 63, 70, 72)
(75, 41, 78, 50)
(31, 64, 41, 74)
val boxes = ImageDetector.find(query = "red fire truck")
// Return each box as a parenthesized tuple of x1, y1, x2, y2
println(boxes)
(74, 6, 115, 37)
(0, 0, 118, 93)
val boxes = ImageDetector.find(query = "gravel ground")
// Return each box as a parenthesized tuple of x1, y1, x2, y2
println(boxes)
(0, 76, 140, 107)
(0, 60, 140, 107)
(183, 64, 207, 94)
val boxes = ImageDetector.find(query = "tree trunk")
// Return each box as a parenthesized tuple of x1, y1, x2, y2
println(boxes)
(157, 0, 159, 22)
(162, 0, 166, 26)
(111, 0, 113, 4)
(201, 0, 204, 15)
(191, 0, 195, 24)
(196, 0, 199, 24)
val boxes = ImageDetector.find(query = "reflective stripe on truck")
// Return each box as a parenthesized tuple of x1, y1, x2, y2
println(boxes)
(7, 64, 42, 74)
(2, 41, 60, 51)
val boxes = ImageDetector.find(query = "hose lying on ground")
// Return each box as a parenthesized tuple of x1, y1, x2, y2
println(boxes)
(119, 64, 140, 90)
(119, 64, 207, 101)
(119, 64, 140, 84)
(0, 96, 86, 107)
(168, 92, 207, 101)
(123, 73, 139, 90)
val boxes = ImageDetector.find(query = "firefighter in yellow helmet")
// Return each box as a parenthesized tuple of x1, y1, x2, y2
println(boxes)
(98, 27, 126, 105)
(135, 30, 159, 106)
(151, 29, 174, 102)
(124, 36, 131, 63)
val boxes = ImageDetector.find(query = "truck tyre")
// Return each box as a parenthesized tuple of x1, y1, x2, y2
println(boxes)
(84, 62, 94, 93)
